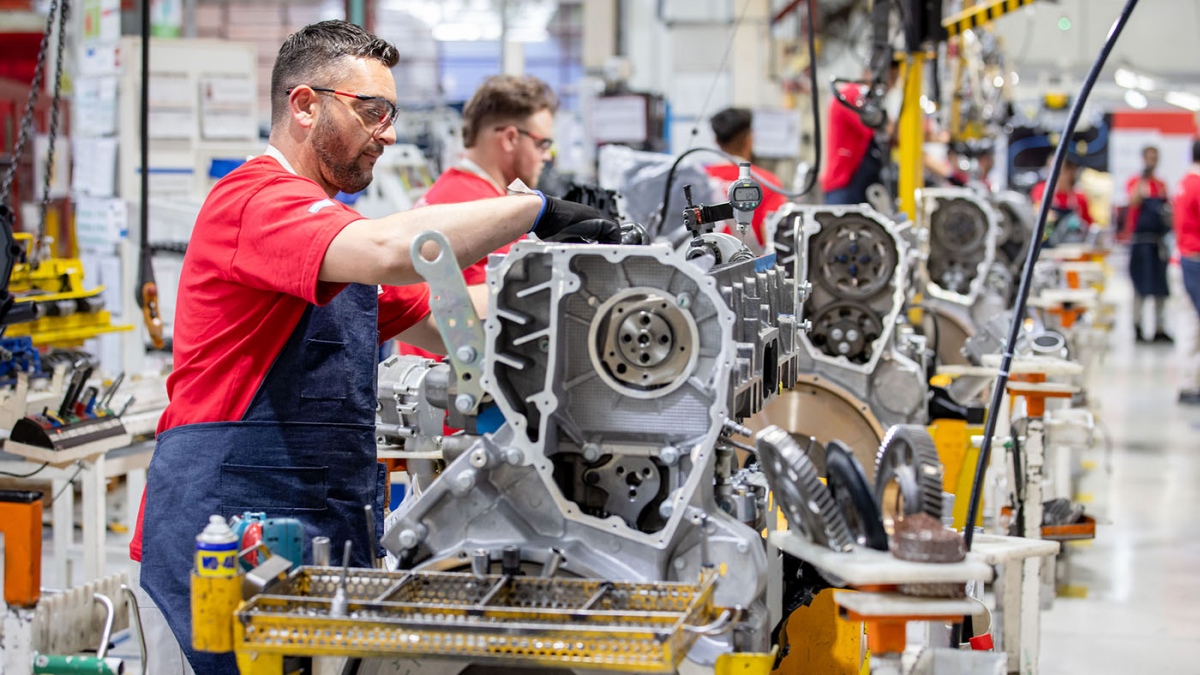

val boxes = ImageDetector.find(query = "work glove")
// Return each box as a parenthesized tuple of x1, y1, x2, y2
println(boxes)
(531, 192, 622, 244)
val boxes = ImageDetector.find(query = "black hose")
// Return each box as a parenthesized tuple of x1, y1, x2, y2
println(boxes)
(963, 0, 1140, 552)
(654, 0, 823, 233)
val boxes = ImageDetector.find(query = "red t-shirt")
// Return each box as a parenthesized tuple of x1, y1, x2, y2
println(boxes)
(1174, 171, 1200, 257)
(821, 83, 874, 193)
(1031, 181, 1092, 224)
(399, 165, 518, 359)
(704, 163, 787, 247)
(1124, 175, 1168, 235)
(130, 155, 431, 561)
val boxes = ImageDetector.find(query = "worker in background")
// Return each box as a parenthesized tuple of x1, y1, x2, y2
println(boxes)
(399, 74, 558, 359)
(972, 145, 997, 192)
(1031, 157, 1092, 246)
(130, 21, 617, 674)
(944, 144, 970, 186)
(821, 60, 900, 206)
(705, 107, 787, 251)
(1172, 140, 1200, 404)
(1125, 145, 1172, 343)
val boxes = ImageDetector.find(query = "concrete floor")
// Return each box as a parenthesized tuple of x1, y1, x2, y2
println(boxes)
(1039, 261, 1200, 672)
(11, 256, 1200, 674)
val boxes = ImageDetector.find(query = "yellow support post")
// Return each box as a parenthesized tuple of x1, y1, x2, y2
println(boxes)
(776, 589, 863, 674)
(927, 419, 985, 530)
(717, 647, 778, 674)
(898, 52, 926, 222)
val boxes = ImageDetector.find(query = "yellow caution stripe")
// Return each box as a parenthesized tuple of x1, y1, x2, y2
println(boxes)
(943, 0, 1037, 37)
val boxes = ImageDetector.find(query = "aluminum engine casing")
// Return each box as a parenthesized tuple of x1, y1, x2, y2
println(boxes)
(768, 203, 926, 428)
(919, 187, 1001, 307)
(381, 242, 801, 661)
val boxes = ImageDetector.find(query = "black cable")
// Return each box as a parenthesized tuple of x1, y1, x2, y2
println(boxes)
(0, 461, 49, 478)
(963, 0, 1140, 553)
(655, 0, 823, 232)
(51, 461, 84, 504)
(1009, 418, 1026, 534)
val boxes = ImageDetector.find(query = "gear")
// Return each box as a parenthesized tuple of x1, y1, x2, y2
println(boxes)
(755, 426, 855, 552)
(809, 301, 885, 364)
(873, 425, 944, 536)
(930, 198, 988, 255)
(825, 440, 888, 551)
(810, 214, 898, 300)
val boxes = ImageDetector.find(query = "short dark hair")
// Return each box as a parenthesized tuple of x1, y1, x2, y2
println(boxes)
(710, 108, 753, 147)
(271, 20, 399, 125)
(1142, 145, 1159, 156)
(461, 75, 558, 147)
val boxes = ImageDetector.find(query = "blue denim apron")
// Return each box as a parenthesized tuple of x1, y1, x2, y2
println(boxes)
(140, 283, 385, 673)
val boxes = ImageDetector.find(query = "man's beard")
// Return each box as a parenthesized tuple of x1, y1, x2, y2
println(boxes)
(313, 114, 380, 194)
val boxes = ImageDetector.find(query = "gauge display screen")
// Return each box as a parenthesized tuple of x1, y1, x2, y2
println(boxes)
(733, 187, 761, 201)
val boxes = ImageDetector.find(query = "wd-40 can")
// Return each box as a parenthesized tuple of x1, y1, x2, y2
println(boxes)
(195, 515, 238, 577)
(192, 515, 241, 652)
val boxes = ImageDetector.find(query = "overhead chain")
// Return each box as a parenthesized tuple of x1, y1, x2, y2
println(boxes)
(36, 0, 72, 263)
(0, 0, 61, 201)
(0, 0, 70, 265)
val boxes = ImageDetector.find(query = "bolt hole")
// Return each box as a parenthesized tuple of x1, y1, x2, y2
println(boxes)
(418, 239, 443, 263)
(659, 335, 669, 344)
(622, 334, 632, 343)
(640, 353, 650, 363)
(640, 315, 651, 325)
(616, 363, 627, 374)
(462, 373, 472, 381)
(616, 466, 625, 475)
(638, 335, 650, 346)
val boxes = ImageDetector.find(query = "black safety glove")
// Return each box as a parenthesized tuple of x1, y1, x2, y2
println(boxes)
(531, 193, 622, 244)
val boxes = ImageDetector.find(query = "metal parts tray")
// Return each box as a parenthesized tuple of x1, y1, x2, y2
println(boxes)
(235, 566, 721, 672)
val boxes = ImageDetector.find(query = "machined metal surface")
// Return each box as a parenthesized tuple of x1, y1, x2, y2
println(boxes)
(768, 204, 927, 430)
(591, 289, 699, 395)
(918, 187, 1000, 307)
(874, 425, 944, 536)
(754, 426, 854, 552)
(375, 354, 448, 453)
(410, 230, 487, 414)
(746, 375, 885, 479)
(789, 204, 908, 372)
(825, 440, 887, 551)
(380, 242, 801, 669)
(809, 214, 898, 299)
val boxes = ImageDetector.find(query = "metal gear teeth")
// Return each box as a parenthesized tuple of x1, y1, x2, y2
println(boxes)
(825, 440, 888, 551)
(756, 426, 856, 552)
(875, 424, 945, 521)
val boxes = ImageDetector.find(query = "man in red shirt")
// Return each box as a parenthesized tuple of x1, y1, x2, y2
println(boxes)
(132, 21, 616, 674)
(1125, 145, 1172, 342)
(1173, 140, 1200, 404)
(704, 107, 787, 252)
(1031, 158, 1092, 246)
(400, 74, 557, 358)
(821, 62, 898, 206)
